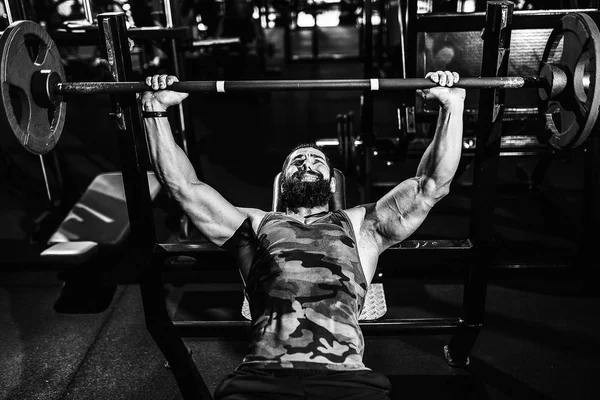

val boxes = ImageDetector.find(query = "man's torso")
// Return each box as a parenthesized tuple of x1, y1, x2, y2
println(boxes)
(238, 210, 370, 370)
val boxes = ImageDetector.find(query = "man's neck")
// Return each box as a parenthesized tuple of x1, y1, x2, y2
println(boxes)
(286, 206, 330, 222)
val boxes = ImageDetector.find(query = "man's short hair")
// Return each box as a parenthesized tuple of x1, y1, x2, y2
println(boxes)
(281, 142, 334, 174)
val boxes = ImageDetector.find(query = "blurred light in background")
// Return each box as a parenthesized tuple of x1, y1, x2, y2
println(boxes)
(297, 10, 341, 28)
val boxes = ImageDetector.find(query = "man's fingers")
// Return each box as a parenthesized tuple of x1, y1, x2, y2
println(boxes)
(444, 70, 454, 87)
(424, 70, 461, 87)
(144, 75, 170, 90)
(159, 74, 168, 89)
(166, 75, 178, 85)
(426, 72, 440, 83)
(437, 70, 447, 86)
(151, 75, 160, 90)
(144, 74, 180, 90)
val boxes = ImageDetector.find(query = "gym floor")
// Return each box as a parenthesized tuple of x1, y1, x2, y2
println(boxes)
(1, 25, 599, 400)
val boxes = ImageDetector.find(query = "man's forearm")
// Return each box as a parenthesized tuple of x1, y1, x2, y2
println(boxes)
(143, 112, 199, 201)
(416, 103, 464, 195)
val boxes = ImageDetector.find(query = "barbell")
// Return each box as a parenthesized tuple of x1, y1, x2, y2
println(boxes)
(0, 12, 599, 156)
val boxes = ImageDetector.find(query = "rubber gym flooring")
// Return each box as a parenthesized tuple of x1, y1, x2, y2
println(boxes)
(1, 25, 599, 400)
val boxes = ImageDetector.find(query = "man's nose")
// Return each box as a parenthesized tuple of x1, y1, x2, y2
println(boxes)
(299, 161, 312, 171)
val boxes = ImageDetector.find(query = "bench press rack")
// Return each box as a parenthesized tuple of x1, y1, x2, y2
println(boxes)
(95, 6, 487, 399)
(31, 3, 599, 400)
(74, 4, 495, 399)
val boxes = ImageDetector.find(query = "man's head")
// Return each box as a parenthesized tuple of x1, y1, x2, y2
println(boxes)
(280, 143, 336, 209)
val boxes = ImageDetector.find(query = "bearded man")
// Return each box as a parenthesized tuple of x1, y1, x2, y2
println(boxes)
(141, 70, 465, 400)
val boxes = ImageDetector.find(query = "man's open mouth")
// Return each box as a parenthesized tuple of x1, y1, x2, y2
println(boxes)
(294, 171, 321, 182)
(300, 174, 320, 182)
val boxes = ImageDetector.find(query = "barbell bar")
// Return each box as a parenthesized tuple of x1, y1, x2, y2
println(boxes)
(1, 12, 599, 156)
(52, 76, 548, 95)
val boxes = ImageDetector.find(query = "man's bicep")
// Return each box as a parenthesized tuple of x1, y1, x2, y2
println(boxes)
(372, 177, 433, 248)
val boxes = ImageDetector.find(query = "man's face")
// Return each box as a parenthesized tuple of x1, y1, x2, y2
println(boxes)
(280, 147, 334, 209)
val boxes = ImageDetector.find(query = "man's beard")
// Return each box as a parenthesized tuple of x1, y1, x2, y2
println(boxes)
(280, 171, 332, 209)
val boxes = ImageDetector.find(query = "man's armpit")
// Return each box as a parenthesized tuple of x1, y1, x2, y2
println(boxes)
(221, 217, 257, 252)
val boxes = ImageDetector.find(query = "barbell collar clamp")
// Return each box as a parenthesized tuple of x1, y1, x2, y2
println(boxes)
(538, 62, 568, 101)
(32, 70, 63, 108)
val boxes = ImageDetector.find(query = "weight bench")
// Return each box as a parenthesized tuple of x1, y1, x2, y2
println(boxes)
(40, 171, 161, 313)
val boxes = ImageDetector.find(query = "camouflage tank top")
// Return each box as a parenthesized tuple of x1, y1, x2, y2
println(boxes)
(239, 210, 369, 371)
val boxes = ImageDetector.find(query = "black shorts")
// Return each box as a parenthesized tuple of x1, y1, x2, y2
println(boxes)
(213, 365, 392, 400)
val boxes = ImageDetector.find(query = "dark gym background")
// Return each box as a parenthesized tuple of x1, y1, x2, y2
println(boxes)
(1, 0, 599, 399)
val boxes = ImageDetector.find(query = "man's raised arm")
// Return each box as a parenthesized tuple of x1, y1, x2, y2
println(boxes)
(368, 70, 466, 252)
(141, 74, 247, 246)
